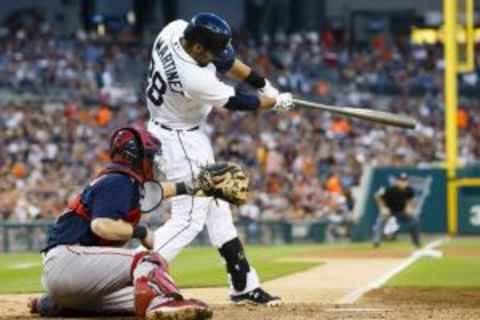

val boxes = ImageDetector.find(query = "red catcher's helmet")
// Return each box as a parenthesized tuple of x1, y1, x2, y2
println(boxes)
(110, 126, 162, 181)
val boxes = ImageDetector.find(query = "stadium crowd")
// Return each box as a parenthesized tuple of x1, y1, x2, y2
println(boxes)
(2, 13, 480, 242)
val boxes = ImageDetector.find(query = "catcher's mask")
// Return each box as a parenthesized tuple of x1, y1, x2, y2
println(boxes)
(110, 126, 164, 213)
(110, 126, 162, 182)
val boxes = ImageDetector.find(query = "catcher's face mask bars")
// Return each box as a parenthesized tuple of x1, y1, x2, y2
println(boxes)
(140, 154, 165, 213)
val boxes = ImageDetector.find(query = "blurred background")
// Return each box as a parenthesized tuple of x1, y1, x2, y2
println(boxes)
(1, 0, 480, 251)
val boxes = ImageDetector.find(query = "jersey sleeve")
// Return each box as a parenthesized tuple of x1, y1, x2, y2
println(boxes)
(186, 71, 235, 108)
(90, 174, 136, 220)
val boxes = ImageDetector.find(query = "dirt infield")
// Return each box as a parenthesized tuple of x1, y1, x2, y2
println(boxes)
(2, 288, 479, 320)
(1, 245, 479, 320)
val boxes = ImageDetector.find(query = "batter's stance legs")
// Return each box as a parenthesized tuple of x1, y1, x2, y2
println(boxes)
(219, 237, 282, 305)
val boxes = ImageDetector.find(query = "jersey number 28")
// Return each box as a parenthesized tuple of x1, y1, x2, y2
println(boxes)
(147, 59, 166, 107)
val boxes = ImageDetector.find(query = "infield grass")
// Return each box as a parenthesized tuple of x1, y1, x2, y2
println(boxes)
(0, 244, 325, 294)
(0, 240, 435, 294)
(386, 237, 480, 288)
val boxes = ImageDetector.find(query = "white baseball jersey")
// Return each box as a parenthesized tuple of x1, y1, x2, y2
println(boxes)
(146, 20, 235, 129)
(145, 19, 262, 296)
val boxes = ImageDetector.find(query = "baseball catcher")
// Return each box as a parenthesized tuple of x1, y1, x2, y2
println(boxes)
(28, 126, 246, 320)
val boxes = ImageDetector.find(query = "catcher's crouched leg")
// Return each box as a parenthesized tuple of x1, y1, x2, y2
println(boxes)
(131, 252, 212, 320)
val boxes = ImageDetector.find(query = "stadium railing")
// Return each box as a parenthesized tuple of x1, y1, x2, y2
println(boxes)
(0, 220, 328, 252)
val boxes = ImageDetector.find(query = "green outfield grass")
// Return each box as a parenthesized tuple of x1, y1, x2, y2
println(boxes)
(0, 245, 325, 294)
(386, 238, 480, 288)
(0, 240, 449, 295)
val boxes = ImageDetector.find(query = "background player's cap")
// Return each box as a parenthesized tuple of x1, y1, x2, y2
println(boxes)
(184, 12, 232, 57)
(397, 172, 409, 180)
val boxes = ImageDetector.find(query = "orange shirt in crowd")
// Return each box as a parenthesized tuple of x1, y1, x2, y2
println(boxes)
(11, 162, 27, 178)
(96, 105, 112, 126)
(98, 149, 111, 163)
(77, 110, 91, 124)
(331, 118, 351, 135)
(256, 146, 267, 168)
(325, 174, 343, 194)
(315, 81, 330, 96)
(458, 108, 469, 129)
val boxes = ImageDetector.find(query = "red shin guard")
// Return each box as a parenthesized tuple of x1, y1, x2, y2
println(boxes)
(132, 253, 181, 316)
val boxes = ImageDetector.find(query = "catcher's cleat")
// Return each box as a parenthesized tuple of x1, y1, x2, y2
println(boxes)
(28, 294, 63, 317)
(230, 287, 282, 306)
(146, 297, 213, 320)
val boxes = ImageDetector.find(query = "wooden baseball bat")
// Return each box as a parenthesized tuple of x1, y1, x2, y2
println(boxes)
(293, 98, 416, 129)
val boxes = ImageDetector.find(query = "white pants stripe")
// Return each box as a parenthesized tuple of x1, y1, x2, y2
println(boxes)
(148, 120, 260, 295)
(148, 121, 238, 259)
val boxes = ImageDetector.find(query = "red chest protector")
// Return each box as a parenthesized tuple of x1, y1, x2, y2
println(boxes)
(67, 163, 144, 247)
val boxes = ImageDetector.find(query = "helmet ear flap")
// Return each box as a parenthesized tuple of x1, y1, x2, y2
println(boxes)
(184, 23, 195, 42)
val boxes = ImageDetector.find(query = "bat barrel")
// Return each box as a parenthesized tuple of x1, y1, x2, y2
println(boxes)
(293, 99, 416, 129)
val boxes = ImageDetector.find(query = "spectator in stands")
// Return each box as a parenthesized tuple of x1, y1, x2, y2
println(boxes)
(2, 10, 480, 241)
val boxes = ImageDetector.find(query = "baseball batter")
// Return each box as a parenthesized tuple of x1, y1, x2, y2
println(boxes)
(29, 126, 216, 320)
(145, 12, 293, 305)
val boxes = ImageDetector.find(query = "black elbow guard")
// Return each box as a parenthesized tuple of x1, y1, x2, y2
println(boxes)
(244, 70, 266, 89)
(224, 91, 260, 111)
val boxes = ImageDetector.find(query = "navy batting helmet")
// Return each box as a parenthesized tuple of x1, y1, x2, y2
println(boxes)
(184, 12, 233, 58)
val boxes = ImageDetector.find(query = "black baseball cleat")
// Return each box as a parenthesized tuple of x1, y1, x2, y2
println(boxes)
(230, 288, 282, 306)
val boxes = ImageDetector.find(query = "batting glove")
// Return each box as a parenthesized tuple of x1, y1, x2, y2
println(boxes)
(258, 79, 279, 98)
(272, 93, 294, 112)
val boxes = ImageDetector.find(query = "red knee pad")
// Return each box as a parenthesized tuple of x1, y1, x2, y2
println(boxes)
(131, 251, 169, 281)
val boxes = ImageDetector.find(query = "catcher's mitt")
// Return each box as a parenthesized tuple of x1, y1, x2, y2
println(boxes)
(194, 162, 249, 205)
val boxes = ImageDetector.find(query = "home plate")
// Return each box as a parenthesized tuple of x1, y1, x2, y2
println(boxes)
(325, 308, 390, 313)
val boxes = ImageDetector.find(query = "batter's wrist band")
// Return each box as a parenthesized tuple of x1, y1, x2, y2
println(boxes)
(132, 225, 148, 239)
(175, 182, 189, 195)
(244, 70, 266, 89)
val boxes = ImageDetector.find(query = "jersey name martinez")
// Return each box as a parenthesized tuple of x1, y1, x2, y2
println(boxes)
(148, 39, 184, 106)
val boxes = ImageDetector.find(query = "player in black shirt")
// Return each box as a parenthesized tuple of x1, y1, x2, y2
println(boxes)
(372, 173, 421, 248)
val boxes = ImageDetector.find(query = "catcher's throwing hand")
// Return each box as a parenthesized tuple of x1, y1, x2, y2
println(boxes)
(191, 162, 249, 206)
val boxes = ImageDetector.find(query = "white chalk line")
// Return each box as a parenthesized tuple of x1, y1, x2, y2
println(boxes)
(337, 238, 447, 304)
(325, 307, 390, 313)
(7, 262, 41, 270)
